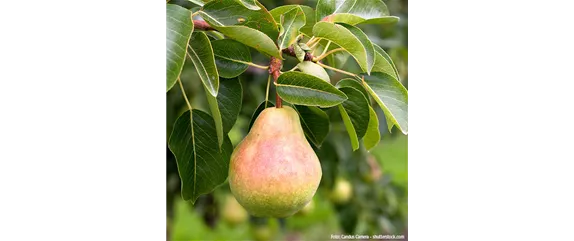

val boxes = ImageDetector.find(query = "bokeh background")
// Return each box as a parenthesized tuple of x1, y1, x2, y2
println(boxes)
(167, 0, 408, 240)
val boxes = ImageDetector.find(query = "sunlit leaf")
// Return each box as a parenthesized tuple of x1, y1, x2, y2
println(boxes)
(277, 6, 306, 50)
(211, 39, 252, 78)
(363, 106, 380, 150)
(166, 4, 193, 92)
(188, 32, 219, 96)
(362, 72, 408, 134)
(270, 5, 316, 36)
(276, 72, 347, 107)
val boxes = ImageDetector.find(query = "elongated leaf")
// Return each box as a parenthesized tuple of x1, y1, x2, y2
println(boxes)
(211, 39, 252, 78)
(374, 44, 399, 80)
(294, 43, 306, 62)
(188, 32, 219, 96)
(278, 6, 306, 50)
(313, 22, 375, 74)
(188, 0, 210, 6)
(328, 13, 399, 26)
(237, 0, 261, 10)
(276, 72, 347, 107)
(166, 4, 194, 92)
(338, 104, 358, 151)
(336, 78, 368, 100)
(189, 0, 261, 10)
(270, 5, 316, 36)
(338, 87, 370, 151)
(363, 106, 380, 151)
(362, 72, 408, 134)
(372, 44, 398, 80)
(248, 101, 274, 131)
(316, 0, 395, 25)
(203, 24, 281, 58)
(168, 110, 234, 203)
(294, 105, 330, 147)
(201, 0, 278, 40)
(299, 42, 311, 51)
(205, 77, 243, 147)
(297, 61, 330, 82)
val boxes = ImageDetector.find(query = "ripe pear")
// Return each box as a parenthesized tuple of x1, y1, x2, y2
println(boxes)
(229, 106, 322, 218)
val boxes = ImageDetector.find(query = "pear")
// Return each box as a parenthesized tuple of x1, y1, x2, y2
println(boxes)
(229, 106, 322, 218)
(297, 61, 330, 82)
(330, 178, 352, 204)
(297, 198, 315, 215)
(221, 194, 248, 226)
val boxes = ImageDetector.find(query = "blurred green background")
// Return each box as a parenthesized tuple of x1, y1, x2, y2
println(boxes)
(167, 0, 408, 240)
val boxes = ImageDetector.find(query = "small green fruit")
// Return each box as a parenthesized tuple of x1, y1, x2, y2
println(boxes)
(252, 226, 273, 241)
(221, 194, 248, 226)
(330, 178, 352, 204)
(297, 61, 330, 82)
(297, 199, 315, 215)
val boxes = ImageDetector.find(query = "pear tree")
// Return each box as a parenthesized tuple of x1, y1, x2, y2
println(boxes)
(166, 0, 408, 234)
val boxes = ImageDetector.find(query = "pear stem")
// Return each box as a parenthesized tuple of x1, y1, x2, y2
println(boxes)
(269, 56, 283, 108)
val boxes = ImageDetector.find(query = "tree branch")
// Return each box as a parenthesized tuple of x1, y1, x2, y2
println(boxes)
(282, 46, 314, 61)
(268, 56, 283, 108)
(193, 20, 215, 31)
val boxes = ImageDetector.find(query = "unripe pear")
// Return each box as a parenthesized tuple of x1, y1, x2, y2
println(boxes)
(297, 198, 315, 215)
(221, 194, 248, 226)
(252, 225, 273, 241)
(330, 178, 352, 204)
(229, 106, 322, 218)
(297, 61, 330, 82)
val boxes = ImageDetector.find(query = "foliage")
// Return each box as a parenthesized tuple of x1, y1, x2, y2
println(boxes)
(166, 0, 408, 238)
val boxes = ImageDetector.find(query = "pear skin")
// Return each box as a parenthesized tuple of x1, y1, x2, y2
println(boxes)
(229, 106, 322, 218)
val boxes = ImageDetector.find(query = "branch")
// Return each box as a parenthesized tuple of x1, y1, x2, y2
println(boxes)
(282, 46, 314, 61)
(193, 20, 215, 31)
(268, 57, 283, 108)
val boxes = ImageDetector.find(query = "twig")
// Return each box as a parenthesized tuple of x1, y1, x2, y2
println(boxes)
(282, 46, 313, 61)
(193, 20, 215, 31)
(316, 62, 359, 78)
(268, 57, 283, 108)
(314, 48, 344, 62)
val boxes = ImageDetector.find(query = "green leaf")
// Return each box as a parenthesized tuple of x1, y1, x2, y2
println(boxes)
(168, 110, 234, 203)
(205, 31, 225, 40)
(293, 43, 306, 62)
(248, 101, 274, 131)
(187, 0, 210, 6)
(373, 44, 400, 80)
(296, 61, 330, 82)
(188, 32, 219, 97)
(166, 4, 194, 92)
(338, 105, 358, 151)
(313, 22, 375, 74)
(211, 39, 252, 78)
(205, 77, 243, 147)
(362, 72, 408, 134)
(201, 0, 279, 40)
(316, 0, 395, 25)
(338, 87, 370, 151)
(203, 24, 281, 58)
(298, 42, 311, 51)
(277, 6, 306, 50)
(237, 0, 261, 10)
(336, 78, 368, 100)
(363, 106, 380, 151)
(293, 105, 330, 147)
(276, 71, 347, 107)
(270, 5, 316, 37)
(329, 13, 399, 26)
